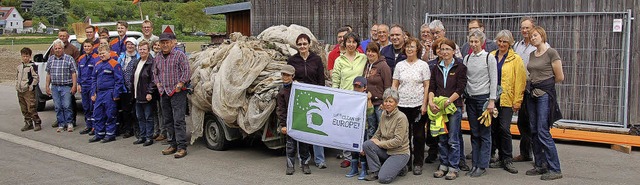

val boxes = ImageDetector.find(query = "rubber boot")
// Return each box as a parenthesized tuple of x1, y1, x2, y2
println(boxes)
(345, 159, 359, 177)
(358, 162, 368, 180)
(21, 120, 33, 131)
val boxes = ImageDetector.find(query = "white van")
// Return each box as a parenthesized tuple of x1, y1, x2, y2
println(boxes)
(32, 31, 143, 111)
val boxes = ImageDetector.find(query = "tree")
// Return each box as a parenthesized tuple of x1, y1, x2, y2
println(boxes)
(32, 0, 66, 27)
(173, 1, 211, 34)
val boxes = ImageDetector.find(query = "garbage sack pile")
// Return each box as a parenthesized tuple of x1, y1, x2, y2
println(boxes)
(189, 25, 327, 144)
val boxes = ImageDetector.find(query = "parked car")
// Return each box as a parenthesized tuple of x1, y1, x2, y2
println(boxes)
(32, 31, 143, 111)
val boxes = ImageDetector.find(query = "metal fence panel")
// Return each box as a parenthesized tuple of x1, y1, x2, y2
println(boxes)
(426, 11, 632, 127)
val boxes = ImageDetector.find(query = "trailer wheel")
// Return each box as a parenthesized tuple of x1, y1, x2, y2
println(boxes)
(204, 114, 228, 151)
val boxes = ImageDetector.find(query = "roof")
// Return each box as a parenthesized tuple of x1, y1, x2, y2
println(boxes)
(23, 20, 32, 27)
(0, 7, 15, 20)
(204, 2, 251, 15)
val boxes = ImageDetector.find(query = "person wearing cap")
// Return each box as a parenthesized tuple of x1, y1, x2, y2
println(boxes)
(154, 32, 191, 158)
(117, 37, 140, 138)
(277, 65, 312, 175)
(345, 76, 375, 180)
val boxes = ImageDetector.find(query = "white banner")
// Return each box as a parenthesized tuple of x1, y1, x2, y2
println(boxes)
(287, 82, 367, 152)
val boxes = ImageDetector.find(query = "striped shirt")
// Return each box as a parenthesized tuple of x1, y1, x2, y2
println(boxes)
(153, 49, 190, 95)
(46, 54, 77, 86)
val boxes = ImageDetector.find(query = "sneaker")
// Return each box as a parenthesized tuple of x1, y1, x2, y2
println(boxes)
(413, 165, 422, 175)
(88, 129, 95, 136)
(433, 165, 448, 178)
(52, 122, 58, 128)
(174, 149, 187, 158)
(162, 146, 177, 155)
(316, 162, 327, 169)
(143, 140, 154, 146)
(133, 139, 146, 145)
(56, 127, 64, 132)
(285, 166, 295, 175)
(21, 121, 33, 131)
(155, 134, 167, 141)
(364, 172, 378, 181)
(490, 157, 498, 163)
(489, 160, 504, 168)
(459, 162, 471, 171)
(79, 128, 91, 135)
(526, 167, 548, 176)
(301, 164, 311, 174)
(445, 170, 458, 180)
(89, 137, 102, 143)
(398, 166, 408, 177)
(513, 155, 533, 162)
(100, 137, 115, 143)
(465, 167, 477, 176)
(34, 124, 41, 132)
(340, 160, 351, 168)
(67, 124, 74, 132)
(541, 171, 563, 180)
(469, 168, 486, 177)
(503, 161, 519, 174)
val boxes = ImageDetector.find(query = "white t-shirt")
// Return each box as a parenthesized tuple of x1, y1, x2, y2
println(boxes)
(393, 59, 431, 107)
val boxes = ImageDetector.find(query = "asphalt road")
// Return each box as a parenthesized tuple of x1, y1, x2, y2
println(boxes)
(0, 83, 639, 185)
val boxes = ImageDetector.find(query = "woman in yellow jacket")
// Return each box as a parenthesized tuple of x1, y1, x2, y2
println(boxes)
(332, 32, 368, 90)
(488, 30, 526, 174)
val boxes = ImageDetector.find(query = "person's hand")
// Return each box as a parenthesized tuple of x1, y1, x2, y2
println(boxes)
(367, 92, 372, 99)
(421, 104, 428, 115)
(46, 86, 51, 96)
(146, 94, 152, 101)
(360, 151, 365, 156)
(513, 104, 521, 112)
(486, 100, 495, 113)
(70, 85, 77, 95)
(429, 102, 440, 113)
(280, 127, 287, 134)
(370, 138, 380, 146)
(175, 83, 183, 92)
(113, 97, 120, 101)
(91, 95, 96, 102)
(77, 86, 82, 93)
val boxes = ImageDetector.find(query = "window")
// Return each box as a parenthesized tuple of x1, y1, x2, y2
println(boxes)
(10, 22, 12, 26)
(13, 14, 16, 18)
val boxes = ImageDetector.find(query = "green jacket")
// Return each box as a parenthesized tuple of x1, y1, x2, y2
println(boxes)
(428, 96, 458, 137)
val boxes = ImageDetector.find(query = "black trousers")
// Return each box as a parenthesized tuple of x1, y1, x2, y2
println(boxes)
(398, 106, 425, 167)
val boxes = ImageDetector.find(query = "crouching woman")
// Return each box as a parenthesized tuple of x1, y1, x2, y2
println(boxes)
(363, 88, 410, 184)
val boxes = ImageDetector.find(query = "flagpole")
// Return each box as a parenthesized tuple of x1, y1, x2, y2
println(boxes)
(138, 2, 144, 20)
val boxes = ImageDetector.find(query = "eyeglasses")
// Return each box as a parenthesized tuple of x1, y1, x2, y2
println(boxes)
(296, 43, 309, 46)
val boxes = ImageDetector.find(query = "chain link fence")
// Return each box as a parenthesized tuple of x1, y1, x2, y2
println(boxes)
(426, 11, 633, 127)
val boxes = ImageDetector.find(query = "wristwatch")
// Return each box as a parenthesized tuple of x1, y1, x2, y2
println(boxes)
(446, 99, 451, 104)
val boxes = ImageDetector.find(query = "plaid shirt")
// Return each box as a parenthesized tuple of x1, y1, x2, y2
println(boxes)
(153, 49, 190, 95)
(46, 54, 77, 86)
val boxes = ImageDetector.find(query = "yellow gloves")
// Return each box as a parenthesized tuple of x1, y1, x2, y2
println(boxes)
(477, 109, 499, 127)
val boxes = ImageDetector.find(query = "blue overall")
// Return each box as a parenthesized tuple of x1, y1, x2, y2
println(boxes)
(91, 59, 124, 140)
(78, 53, 99, 130)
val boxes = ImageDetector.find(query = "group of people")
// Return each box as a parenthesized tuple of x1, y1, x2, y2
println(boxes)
(278, 17, 565, 183)
(16, 20, 193, 159)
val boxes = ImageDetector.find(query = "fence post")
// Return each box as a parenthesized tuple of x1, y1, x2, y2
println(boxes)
(622, 9, 634, 128)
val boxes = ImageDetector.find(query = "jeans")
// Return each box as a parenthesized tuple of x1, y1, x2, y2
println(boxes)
(286, 135, 311, 167)
(51, 85, 73, 128)
(135, 102, 155, 140)
(161, 91, 188, 150)
(517, 93, 533, 158)
(363, 140, 409, 184)
(466, 95, 492, 169)
(366, 105, 383, 139)
(313, 145, 325, 164)
(492, 104, 514, 161)
(438, 107, 462, 169)
(398, 106, 425, 168)
(528, 93, 561, 173)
